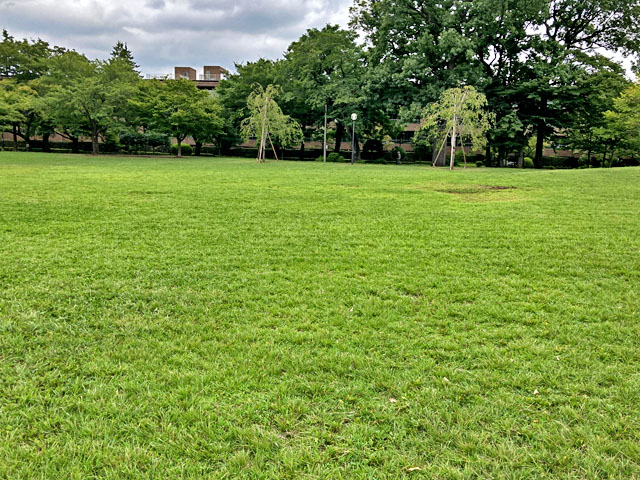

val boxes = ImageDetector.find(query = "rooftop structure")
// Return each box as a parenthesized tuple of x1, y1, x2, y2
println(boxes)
(144, 65, 229, 90)
(175, 65, 228, 89)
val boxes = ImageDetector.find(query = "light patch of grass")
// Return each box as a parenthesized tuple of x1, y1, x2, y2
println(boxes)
(1, 152, 639, 478)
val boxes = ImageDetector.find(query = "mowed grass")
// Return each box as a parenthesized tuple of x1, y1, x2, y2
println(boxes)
(1, 152, 639, 479)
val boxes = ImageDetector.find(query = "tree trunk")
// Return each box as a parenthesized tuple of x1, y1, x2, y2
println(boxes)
(12, 124, 18, 151)
(587, 132, 592, 167)
(485, 143, 491, 167)
(334, 122, 344, 153)
(91, 125, 99, 155)
(517, 146, 524, 168)
(72, 136, 79, 154)
(43, 132, 50, 153)
(17, 123, 33, 152)
(299, 140, 305, 161)
(534, 130, 544, 169)
(534, 96, 547, 169)
(449, 120, 456, 170)
(177, 139, 182, 157)
(195, 141, 202, 156)
(431, 139, 438, 165)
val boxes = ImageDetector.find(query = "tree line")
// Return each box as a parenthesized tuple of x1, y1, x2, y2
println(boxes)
(0, 35, 231, 156)
(1, 0, 640, 167)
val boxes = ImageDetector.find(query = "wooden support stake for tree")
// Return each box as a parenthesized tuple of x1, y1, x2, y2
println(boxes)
(267, 132, 279, 161)
(450, 119, 457, 171)
(432, 128, 452, 167)
(257, 94, 269, 163)
(461, 141, 468, 169)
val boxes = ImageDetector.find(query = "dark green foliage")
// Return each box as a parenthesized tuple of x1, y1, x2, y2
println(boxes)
(110, 41, 139, 72)
(476, 160, 484, 167)
(170, 143, 192, 156)
(217, 59, 282, 131)
(135, 79, 224, 157)
(363, 138, 383, 153)
(119, 131, 145, 152)
(119, 131, 171, 154)
(326, 152, 346, 162)
(351, 0, 640, 165)
(0, 29, 53, 80)
(280, 25, 370, 141)
(45, 52, 139, 154)
(366, 157, 387, 164)
(146, 132, 171, 152)
(540, 156, 579, 169)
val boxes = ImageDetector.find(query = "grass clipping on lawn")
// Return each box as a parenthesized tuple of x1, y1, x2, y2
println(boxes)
(1, 153, 639, 478)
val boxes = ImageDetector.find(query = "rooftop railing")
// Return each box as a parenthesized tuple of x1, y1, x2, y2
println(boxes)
(145, 73, 174, 80)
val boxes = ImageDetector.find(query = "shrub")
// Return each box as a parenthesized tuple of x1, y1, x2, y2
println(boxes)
(170, 143, 193, 156)
(327, 152, 346, 162)
(146, 132, 171, 153)
(366, 157, 387, 164)
(120, 131, 145, 152)
(523, 157, 534, 168)
(454, 149, 466, 166)
(476, 160, 484, 168)
(363, 139, 384, 153)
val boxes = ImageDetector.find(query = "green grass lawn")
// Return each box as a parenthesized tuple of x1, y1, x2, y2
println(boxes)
(1, 152, 639, 479)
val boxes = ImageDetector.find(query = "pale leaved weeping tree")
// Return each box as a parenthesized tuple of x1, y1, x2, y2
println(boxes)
(421, 86, 494, 170)
(241, 84, 303, 163)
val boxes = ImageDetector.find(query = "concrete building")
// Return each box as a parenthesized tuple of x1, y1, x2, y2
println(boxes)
(173, 65, 228, 90)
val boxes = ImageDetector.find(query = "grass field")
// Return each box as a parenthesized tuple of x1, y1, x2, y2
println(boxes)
(1, 152, 639, 479)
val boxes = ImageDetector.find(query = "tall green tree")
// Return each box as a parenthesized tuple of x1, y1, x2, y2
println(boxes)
(47, 55, 139, 154)
(189, 94, 226, 156)
(350, 0, 640, 166)
(281, 24, 368, 153)
(217, 59, 282, 131)
(42, 51, 92, 152)
(140, 79, 225, 157)
(350, 0, 482, 121)
(563, 56, 629, 165)
(0, 30, 52, 81)
(0, 80, 26, 150)
(111, 41, 139, 73)
(0, 79, 47, 151)
(498, 0, 640, 167)
(604, 81, 640, 157)
(0, 29, 58, 150)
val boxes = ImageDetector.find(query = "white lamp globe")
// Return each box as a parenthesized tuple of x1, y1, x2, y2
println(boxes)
(351, 113, 358, 121)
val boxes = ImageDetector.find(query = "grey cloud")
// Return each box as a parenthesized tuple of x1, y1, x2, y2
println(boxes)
(145, 0, 165, 8)
(2, 0, 352, 74)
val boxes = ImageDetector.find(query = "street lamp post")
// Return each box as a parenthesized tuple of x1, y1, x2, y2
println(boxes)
(323, 104, 328, 163)
(351, 113, 357, 165)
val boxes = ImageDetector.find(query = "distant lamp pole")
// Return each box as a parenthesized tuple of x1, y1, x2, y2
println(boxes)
(323, 104, 328, 163)
(351, 113, 358, 165)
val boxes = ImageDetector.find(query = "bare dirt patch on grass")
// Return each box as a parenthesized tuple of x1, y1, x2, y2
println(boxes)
(411, 183, 519, 201)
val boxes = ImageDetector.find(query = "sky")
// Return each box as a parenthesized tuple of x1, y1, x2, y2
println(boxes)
(1, 0, 353, 76)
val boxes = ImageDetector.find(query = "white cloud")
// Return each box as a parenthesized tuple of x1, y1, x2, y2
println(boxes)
(2, 0, 353, 74)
